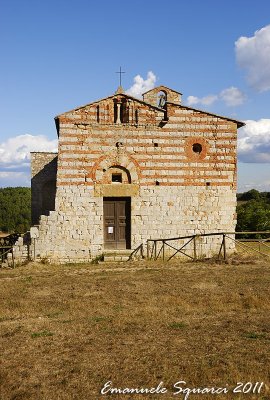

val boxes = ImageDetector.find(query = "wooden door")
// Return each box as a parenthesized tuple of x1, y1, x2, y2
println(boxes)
(103, 198, 131, 249)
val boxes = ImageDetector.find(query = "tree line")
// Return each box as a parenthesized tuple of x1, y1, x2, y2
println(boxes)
(236, 189, 270, 234)
(0, 187, 269, 234)
(0, 187, 31, 233)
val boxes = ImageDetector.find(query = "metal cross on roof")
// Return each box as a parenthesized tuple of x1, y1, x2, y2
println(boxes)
(116, 66, 125, 87)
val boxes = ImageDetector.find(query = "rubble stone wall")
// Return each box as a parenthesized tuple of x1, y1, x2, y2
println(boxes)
(28, 184, 236, 263)
(14, 88, 240, 263)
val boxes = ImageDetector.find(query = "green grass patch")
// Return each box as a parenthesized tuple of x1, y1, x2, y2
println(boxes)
(31, 330, 54, 338)
(22, 276, 33, 283)
(168, 322, 186, 330)
(244, 331, 267, 340)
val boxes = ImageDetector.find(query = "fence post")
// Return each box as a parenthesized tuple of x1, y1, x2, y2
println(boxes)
(193, 235, 197, 261)
(162, 241, 165, 261)
(223, 234, 227, 260)
(154, 241, 157, 260)
(147, 241, 149, 259)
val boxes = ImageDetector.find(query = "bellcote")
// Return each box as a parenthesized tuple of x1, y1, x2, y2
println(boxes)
(142, 85, 182, 108)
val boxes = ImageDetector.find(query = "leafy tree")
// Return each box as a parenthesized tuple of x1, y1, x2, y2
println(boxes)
(238, 189, 261, 201)
(237, 191, 270, 238)
(0, 187, 31, 233)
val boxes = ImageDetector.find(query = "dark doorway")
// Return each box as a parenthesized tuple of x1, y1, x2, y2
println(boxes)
(103, 197, 131, 249)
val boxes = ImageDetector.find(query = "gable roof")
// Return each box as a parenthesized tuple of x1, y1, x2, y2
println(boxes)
(54, 87, 244, 129)
(55, 92, 165, 119)
(142, 85, 182, 96)
(166, 102, 245, 128)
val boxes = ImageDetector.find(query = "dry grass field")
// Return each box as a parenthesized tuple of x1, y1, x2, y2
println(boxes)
(236, 241, 270, 257)
(1, 257, 270, 400)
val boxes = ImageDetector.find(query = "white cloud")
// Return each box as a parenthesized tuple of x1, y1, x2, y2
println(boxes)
(0, 134, 57, 187)
(0, 134, 58, 167)
(187, 94, 218, 106)
(238, 119, 270, 162)
(0, 171, 30, 187)
(126, 71, 157, 98)
(237, 161, 270, 192)
(220, 87, 246, 106)
(0, 171, 26, 179)
(186, 87, 245, 107)
(235, 25, 270, 91)
(238, 180, 270, 192)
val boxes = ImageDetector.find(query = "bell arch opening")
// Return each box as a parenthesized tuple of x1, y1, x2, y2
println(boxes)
(157, 90, 167, 108)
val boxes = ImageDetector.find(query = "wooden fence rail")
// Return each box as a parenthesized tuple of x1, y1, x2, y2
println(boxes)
(0, 233, 21, 268)
(128, 243, 144, 260)
(146, 231, 270, 262)
(0, 247, 14, 267)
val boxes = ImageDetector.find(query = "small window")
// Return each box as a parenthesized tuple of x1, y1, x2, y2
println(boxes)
(114, 101, 118, 123)
(157, 91, 167, 108)
(112, 173, 122, 183)
(135, 109, 139, 124)
(192, 143, 202, 154)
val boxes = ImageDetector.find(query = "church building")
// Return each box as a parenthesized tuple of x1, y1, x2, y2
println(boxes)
(24, 84, 243, 263)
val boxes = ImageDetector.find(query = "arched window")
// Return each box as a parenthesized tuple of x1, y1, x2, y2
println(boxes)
(106, 105, 110, 122)
(122, 101, 129, 123)
(135, 109, 139, 124)
(114, 100, 118, 123)
(157, 90, 167, 108)
(114, 99, 129, 123)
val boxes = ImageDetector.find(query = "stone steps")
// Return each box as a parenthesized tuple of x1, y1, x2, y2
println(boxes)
(103, 249, 133, 262)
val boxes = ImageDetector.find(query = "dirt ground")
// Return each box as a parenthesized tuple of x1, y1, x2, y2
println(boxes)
(0, 257, 270, 400)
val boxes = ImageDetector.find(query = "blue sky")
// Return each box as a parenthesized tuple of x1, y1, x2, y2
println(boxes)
(1, 0, 270, 191)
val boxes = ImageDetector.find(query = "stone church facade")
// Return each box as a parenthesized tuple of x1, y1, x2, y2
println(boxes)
(22, 85, 243, 263)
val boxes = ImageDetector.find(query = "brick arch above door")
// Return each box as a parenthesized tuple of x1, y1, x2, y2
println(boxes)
(90, 152, 141, 184)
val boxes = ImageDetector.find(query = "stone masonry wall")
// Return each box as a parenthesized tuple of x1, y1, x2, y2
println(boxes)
(21, 87, 240, 263)
(27, 184, 235, 263)
(56, 104, 237, 190)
